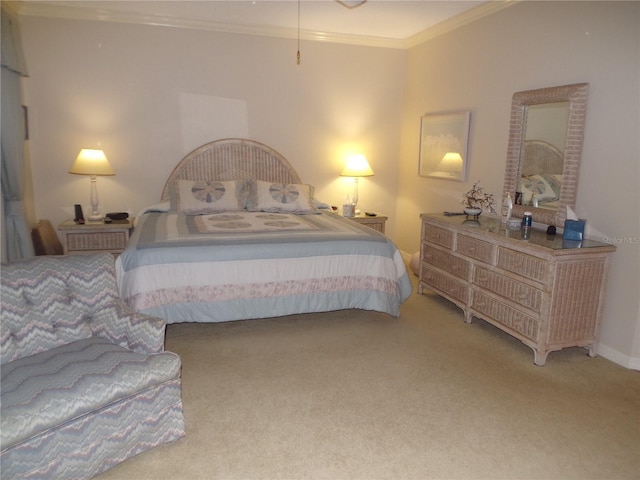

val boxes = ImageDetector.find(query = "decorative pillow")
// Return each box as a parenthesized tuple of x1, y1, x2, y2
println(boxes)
(246, 180, 316, 214)
(544, 174, 562, 197)
(172, 179, 246, 214)
(520, 174, 560, 204)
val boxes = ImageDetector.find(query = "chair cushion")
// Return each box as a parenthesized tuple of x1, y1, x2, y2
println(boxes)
(1, 254, 123, 364)
(1, 336, 181, 451)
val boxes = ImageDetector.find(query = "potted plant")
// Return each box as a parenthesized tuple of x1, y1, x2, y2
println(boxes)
(461, 181, 497, 217)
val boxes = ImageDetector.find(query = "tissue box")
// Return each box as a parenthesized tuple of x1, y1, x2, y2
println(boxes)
(563, 219, 586, 241)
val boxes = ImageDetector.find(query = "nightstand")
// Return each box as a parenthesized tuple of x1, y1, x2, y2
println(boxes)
(348, 213, 387, 234)
(58, 218, 134, 256)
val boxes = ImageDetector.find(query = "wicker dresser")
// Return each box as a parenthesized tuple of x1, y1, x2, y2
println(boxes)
(419, 213, 616, 365)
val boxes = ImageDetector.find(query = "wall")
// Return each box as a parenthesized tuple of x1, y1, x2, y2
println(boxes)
(19, 16, 405, 233)
(396, 1, 640, 368)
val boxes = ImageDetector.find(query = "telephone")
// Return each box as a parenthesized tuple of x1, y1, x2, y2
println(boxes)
(74, 204, 85, 224)
(106, 212, 129, 221)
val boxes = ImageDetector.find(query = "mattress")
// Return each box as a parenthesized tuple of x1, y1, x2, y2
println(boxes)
(116, 210, 412, 323)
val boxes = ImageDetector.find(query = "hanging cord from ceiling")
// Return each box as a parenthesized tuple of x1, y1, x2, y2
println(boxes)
(296, 0, 301, 65)
(296, 0, 367, 64)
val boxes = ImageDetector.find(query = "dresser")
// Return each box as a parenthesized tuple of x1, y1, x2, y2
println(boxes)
(58, 218, 134, 256)
(419, 213, 616, 365)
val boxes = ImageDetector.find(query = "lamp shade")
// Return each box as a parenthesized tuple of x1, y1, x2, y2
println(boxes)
(437, 152, 463, 172)
(340, 154, 374, 177)
(69, 149, 114, 176)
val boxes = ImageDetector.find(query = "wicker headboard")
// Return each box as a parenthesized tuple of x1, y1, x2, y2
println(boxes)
(161, 138, 302, 202)
(521, 140, 564, 176)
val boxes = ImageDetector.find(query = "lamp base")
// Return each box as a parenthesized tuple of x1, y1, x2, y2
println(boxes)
(86, 213, 103, 222)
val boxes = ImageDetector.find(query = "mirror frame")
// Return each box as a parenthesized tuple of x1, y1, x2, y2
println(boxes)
(503, 83, 589, 226)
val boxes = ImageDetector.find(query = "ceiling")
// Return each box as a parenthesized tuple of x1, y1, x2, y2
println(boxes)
(10, 0, 513, 48)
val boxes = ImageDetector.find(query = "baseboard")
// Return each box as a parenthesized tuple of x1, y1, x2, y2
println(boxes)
(598, 344, 640, 370)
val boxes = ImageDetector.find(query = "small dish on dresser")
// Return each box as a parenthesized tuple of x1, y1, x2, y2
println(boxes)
(463, 207, 482, 216)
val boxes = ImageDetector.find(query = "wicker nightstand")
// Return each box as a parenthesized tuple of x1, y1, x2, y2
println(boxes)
(348, 213, 387, 234)
(58, 218, 134, 256)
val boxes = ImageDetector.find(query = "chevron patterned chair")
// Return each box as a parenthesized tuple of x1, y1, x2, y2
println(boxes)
(1, 253, 185, 479)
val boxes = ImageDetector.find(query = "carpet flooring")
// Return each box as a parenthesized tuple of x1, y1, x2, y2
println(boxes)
(97, 279, 640, 480)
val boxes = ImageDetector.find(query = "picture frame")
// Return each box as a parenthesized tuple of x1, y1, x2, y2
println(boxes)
(419, 110, 471, 181)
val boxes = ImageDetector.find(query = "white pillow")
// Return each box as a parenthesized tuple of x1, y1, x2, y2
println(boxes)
(246, 180, 316, 214)
(520, 174, 559, 204)
(173, 179, 245, 214)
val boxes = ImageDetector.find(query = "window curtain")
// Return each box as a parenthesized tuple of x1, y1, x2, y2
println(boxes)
(1, 6, 33, 262)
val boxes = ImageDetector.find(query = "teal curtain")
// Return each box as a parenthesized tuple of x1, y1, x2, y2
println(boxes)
(1, 5, 33, 262)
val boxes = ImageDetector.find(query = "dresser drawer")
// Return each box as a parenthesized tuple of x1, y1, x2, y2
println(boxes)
(497, 247, 548, 283)
(422, 245, 470, 280)
(471, 290, 540, 341)
(421, 266, 469, 304)
(66, 232, 128, 251)
(474, 266, 543, 313)
(456, 234, 495, 264)
(422, 223, 454, 249)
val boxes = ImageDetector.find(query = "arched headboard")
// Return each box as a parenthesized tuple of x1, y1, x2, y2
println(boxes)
(161, 138, 302, 202)
(521, 140, 564, 176)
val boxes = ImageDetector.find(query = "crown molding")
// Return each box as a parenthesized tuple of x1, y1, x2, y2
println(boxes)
(11, 1, 514, 50)
(405, 0, 516, 48)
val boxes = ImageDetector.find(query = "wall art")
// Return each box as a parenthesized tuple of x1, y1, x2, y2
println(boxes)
(419, 110, 470, 182)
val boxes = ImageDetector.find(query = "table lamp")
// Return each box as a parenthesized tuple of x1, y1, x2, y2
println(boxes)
(69, 149, 114, 221)
(340, 154, 374, 211)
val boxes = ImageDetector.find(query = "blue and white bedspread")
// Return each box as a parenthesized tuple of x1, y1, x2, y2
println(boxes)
(116, 210, 412, 324)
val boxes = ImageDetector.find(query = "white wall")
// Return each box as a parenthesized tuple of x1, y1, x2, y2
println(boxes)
(396, 1, 640, 368)
(20, 16, 405, 232)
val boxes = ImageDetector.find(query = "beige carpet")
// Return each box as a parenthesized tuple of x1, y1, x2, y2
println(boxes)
(97, 280, 640, 480)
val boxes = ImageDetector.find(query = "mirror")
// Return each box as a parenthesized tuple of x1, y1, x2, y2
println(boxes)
(521, 102, 569, 212)
(503, 83, 588, 226)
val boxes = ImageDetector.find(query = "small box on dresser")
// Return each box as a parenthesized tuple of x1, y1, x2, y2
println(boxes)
(419, 213, 616, 366)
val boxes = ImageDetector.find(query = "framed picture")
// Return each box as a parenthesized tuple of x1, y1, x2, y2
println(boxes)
(419, 111, 470, 181)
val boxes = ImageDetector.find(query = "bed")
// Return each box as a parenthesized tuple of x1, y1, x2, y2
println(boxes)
(115, 138, 412, 324)
(519, 140, 564, 207)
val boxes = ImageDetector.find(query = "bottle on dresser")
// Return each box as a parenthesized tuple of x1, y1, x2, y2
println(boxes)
(501, 192, 513, 223)
(521, 211, 533, 239)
